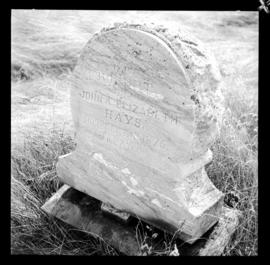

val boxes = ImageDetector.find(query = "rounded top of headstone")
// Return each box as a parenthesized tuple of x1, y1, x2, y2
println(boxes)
(71, 22, 224, 162)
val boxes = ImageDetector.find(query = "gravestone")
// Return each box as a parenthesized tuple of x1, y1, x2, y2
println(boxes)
(52, 23, 226, 244)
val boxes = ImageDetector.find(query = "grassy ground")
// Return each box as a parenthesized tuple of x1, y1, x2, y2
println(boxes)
(11, 10, 258, 255)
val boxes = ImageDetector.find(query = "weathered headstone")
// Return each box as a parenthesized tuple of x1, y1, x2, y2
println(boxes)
(54, 23, 225, 243)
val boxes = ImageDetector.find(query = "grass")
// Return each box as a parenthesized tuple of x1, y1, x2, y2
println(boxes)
(11, 129, 118, 255)
(206, 74, 258, 255)
(11, 10, 258, 255)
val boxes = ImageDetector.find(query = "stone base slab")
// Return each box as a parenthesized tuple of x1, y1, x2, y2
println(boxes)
(41, 184, 240, 256)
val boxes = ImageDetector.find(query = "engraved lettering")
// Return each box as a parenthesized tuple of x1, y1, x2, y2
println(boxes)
(80, 89, 182, 126)
(115, 113, 122, 122)
(134, 118, 141, 128)
(105, 108, 142, 128)
(105, 109, 113, 119)
(125, 114, 133, 124)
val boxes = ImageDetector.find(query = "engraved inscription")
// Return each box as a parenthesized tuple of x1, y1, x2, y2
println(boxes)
(78, 65, 152, 92)
(79, 89, 181, 126)
(105, 108, 141, 128)
(80, 113, 168, 152)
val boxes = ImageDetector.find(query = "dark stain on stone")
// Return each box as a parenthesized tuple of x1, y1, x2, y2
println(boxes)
(132, 49, 141, 57)
(190, 94, 200, 105)
(181, 39, 198, 47)
(189, 46, 206, 58)
(196, 120, 210, 132)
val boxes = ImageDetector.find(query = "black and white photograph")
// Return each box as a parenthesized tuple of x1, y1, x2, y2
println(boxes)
(11, 9, 258, 256)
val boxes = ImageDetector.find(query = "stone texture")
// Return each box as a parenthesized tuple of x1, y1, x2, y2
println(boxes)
(56, 23, 224, 243)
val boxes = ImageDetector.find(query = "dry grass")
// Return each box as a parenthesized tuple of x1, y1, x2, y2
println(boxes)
(11, 10, 258, 255)
(206, 75, 258, 256)
(11, 129, 119, 255)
